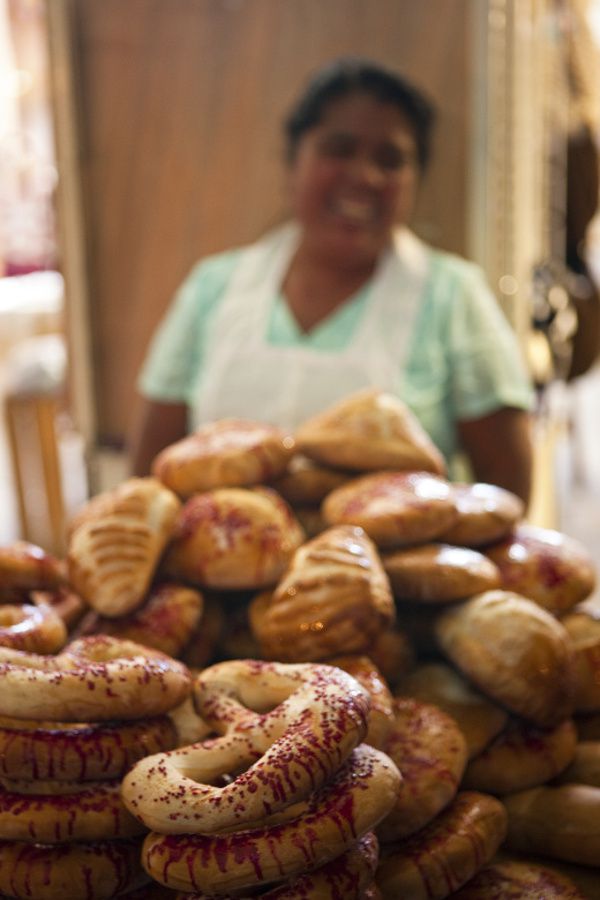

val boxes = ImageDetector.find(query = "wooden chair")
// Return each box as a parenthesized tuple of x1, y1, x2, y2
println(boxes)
(3, 390, 66, 556)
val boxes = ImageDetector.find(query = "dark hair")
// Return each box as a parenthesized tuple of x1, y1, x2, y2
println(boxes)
(284, 57, 436, 169)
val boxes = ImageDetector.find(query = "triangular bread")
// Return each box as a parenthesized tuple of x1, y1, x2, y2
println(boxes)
(67, 477, 181, 617)
(249, 524, 394, 661)
(295, 388, 445, 474)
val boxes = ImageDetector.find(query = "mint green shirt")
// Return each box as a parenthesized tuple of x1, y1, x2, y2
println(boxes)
(139, 244, 534, 465)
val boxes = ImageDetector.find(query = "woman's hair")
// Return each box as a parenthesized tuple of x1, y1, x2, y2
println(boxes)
(284, 57, 436, 169)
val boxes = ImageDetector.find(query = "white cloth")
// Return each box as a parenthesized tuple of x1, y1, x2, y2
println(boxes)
(193, 223, 430, 429)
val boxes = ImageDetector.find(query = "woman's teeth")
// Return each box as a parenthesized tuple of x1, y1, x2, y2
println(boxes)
(332, 198, 376, 224)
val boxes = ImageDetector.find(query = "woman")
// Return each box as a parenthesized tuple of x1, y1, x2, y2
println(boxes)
(130, 58, 534, 502)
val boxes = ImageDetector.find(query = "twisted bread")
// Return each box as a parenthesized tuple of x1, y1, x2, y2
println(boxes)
(0, 602, 66, 654)
(141, 744, 400, 895)
(123, 660, 370, 834)
(0, 714, 176, 782)
(0, 636, 190, 721)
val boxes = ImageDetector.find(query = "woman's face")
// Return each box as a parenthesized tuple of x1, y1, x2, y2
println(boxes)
(287, 91, 421, 267)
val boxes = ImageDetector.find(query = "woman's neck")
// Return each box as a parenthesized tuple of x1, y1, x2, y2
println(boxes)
(281, 246, 377, 334)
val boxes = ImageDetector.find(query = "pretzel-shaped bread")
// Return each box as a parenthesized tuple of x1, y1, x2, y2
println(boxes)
(122, 660, 370, 834)
(0, 636, 191, 722)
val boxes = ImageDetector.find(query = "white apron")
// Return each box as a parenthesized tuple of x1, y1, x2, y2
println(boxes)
(193, 223, 430, 430)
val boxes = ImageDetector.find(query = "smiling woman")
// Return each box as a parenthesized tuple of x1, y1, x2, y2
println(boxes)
(129, 58, 534, 504)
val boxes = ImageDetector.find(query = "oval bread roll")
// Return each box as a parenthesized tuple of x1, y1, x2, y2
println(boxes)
(323, 471, 457, 549)
(434, 590, 575, 727)
(382, 543, 501, 603)
(439, 482, 524, 548)
(485, 524, 596, 616)
(449, 858, 586, 898)
(504, 783, 600, 867)
(395, 662, 508, 758)
(462, 717, 577, 795)
(152, 418, 295, 497)
(378, 697, 467, 842)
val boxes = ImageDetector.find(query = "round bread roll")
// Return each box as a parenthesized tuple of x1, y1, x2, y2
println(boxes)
(323, 471, 457, 549)
(504, 783, 600, 867)
(295, 387, 446, 475)
(249, 525, 394, 661)
(162, 487, 304, 590)
(485, 524, 596, 616)
(395, 662, 508, 758)
(554, 741, 600, 787)
(378, 697, 468, 842)
(462, 717, 577, 795)
(434, 590, 576, 727)
(270, 454, 349, 505)
(78, 582, 204, 658)
(0, 542, 64, 596)
(562, 607, 600, 712)
(438, 482, 524, 548)
(329, 655, 395, 749)
(376, 791, 507, 900)
(382, 543, 501, 603)
(448, 858, 587, 898)
(151, 418, 295, 497)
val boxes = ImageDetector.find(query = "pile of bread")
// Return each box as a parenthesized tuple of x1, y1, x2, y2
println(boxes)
(1, 388, 600, 898)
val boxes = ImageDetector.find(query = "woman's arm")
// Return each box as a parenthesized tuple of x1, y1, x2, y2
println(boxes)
(128, 398, 188, 477)
(457, 407, 533, 506)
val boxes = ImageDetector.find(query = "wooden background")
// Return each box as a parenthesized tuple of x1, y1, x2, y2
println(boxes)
(53, 0, 471, 446)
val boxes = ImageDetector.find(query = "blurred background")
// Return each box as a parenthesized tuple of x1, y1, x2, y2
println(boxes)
(0, 0, 599, 569)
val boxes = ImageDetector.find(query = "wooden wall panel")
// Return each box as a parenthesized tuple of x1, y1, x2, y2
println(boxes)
(61, 0, 470, 445)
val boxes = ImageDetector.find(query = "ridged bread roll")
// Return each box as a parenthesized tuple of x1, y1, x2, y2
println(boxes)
(67, 478, 181, 617)
(249, 525, 394, 661)
(295, 388, 445, 474)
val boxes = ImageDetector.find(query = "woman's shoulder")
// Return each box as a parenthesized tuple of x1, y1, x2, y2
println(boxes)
(183, 246, 244, 292)
(426, 245, 487, 288)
